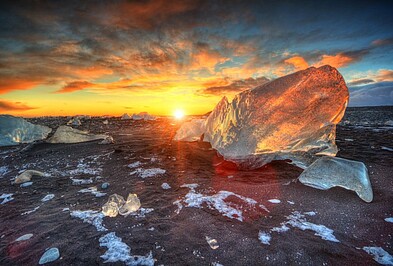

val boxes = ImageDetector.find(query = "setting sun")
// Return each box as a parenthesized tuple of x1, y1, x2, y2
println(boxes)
(174, 109, 185, 119)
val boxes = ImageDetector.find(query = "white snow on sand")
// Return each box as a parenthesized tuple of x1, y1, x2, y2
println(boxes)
(385, 218, 393, 223)
(99, 232, 154, 265)
(41, 194, 55, 202)
(21, 206, 40, 215)
(78, 187, 106, 197)
(268, 199, 281, 204)
(127, 161, 142, 168)
(70, 210, 107, 232)
(161, 183, 171, 190)
(173, 184, 259, 222)
(262, 211, 339, 244)
(258, 231, 271, 245)
(130, 168, 166, 178)
(71, 178, 93, 185)
(0, 193, 14, 204)
(363, 247, 393, 265)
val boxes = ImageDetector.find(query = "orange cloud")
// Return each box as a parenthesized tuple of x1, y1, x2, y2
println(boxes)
(375, 69, 393, 82)
(314, 53, 354, 68)
(56, 81, 94, 93)
(0, 100, 36, 112)
(0, 78, 41, 94)
(284, 56, 309, 70)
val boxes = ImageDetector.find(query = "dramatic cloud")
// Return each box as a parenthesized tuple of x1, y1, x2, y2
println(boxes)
(375, 69, 393, 82)
(201, 77, 270, 95)
(0, 100, 36, 112)
(347, 79, 375, 86)
(56, 81, 94, 93)
(284, 56, 309, 71)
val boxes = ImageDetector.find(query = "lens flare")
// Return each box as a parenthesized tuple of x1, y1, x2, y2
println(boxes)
(174, 109, 185, 119)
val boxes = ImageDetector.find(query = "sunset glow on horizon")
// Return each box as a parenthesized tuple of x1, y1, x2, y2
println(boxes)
(0, 1, 392, 117)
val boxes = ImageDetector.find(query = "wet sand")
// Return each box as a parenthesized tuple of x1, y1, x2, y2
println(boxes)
(0, 108, 392, 265)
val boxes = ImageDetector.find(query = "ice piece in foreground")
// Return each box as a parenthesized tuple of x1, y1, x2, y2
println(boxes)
(173, 119, 205, 141)
(298, 156, 373, 202)
(46, 126, 108, 144)
(15, 170, 47, 184)
(176, 65, 349, 169)
(102, 193, 141, 217)
(0, 115, 52, 146)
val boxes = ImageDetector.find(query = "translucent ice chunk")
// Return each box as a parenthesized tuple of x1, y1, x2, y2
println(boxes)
(0, 115, 52, 146)
(118, 194, 141, 216)
(299, 156, 373, 202)
(39, 247, 60, 264)
(173, 119, 205, 141)
(15, 170, 47, 184)
(175, 66, 349, 169)
(205, 236, 219, 249)
(102, 194, 125, 217)
(46, 126, 108, 144)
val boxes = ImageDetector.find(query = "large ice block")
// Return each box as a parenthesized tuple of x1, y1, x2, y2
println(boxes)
(173, 119, 205, 141)
(177, 65, 348, 168)
(298, 156, 373, 202)
(0, 115, 52, 146)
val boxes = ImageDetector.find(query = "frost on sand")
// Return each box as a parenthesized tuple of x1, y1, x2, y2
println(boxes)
(173, 184, 264, 222)
(99, 232, 154, 265)
(70, 210, 107, 232)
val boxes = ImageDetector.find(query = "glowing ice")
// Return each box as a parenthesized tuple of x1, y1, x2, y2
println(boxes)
(173, 119, 205, 141)
(0, 115, 51, 146)
(15, 170, 47, 184)
(175, 66, 349, 169)
(102, 193, 141, 217)
(299, 156, 373, 202)
(119, 194, 141, 216)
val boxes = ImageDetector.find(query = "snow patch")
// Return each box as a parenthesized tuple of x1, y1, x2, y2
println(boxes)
(99, 232, 154, 265)
(131, 168, 166, 178)
(258, 231, 271, 245)
(173, 184, 260, 222)
(70, 210, 107, 232)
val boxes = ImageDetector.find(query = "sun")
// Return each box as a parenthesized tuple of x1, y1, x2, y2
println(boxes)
(174, 109, 185, 119)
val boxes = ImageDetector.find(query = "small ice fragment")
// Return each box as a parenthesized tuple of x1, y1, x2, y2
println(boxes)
(118, 194, 141, 216)
(385, 218, 393, 223)
(161, 183, 171, 190)
(268, 199, 281, 204)
(101, 182, 109, 189)
(344, 138, 354, 142)
(15, 233, 33, 242)
(258, 231, 271, 245)
(0, 193, 14, 204)
(21, 206, 40, 215)
(381, 146, 393, 152)
(71, 178, 93, 185)
(62, 208, 70, 212)
(15, 170, 47, 184)
(102, 194, 125, 217)
(304, 211, 317, 216)
(20, 182, 33, 187)
(41, 194, 55, 202)
(287, 201, 295, 205)
(78, 186, 106, 197)
(205, 236, 219, 249)
(271, 224, 290, 233)
(39, 247, 60, 264)
(363, 246, 393, 265)
(127, 161, 142, 168)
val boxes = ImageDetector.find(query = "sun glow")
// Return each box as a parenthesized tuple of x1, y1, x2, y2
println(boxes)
(174, 109, 185, 119)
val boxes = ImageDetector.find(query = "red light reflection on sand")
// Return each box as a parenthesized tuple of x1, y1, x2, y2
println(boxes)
(210, 154, 282, 221)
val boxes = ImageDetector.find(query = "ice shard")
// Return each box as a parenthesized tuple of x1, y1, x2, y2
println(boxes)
(0, 115, 52, 146)
(173, 119, 205, 141)
(175, 65, 349, 169)
(46, 126, 109, 144)
(298, 156, 373, 202)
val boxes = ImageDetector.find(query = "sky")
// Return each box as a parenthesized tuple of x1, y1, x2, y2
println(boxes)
(0, 0, 392, 117)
